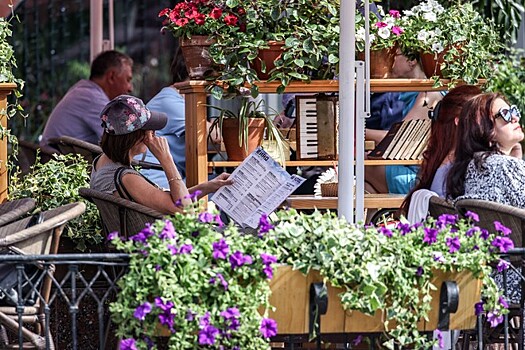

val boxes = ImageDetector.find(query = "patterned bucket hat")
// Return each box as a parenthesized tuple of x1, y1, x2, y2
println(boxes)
(100, 95, 167, 135)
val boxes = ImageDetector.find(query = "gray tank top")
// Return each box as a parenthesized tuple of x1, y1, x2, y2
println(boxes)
(90, 157, 139, 195)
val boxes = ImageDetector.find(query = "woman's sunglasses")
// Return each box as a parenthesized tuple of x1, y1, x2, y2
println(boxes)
(494, 105, 521, 123)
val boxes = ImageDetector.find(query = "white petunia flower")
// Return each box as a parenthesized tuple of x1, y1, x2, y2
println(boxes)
(431, 42, 444, 53)
(356, 27, 366, 42)
(417, 30, 430, 42)
(378, 27, 391, 39)
(423, 12, 437, 22)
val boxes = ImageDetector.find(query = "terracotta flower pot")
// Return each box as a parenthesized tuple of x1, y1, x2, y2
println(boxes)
(221, 118, 266, 160)
(357, 46, 397, 79)
(252, 41, 285, 80)
(420, 45, 463, 79)
(179, 35, 217, 80)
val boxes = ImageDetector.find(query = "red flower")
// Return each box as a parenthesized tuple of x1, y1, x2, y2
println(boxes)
(237, 8, 245, 15)
(185, 8, 198, 19)
(209, 7, 223, 19)
(239, 23, 246, 32)
(158, 8, 169, 17)
(224, 14, 238, 26)
(176, 17, 190, 27)
(375, 21, 388, 28)
(169, 10, 179, 22)
(194, 13, 206, 25)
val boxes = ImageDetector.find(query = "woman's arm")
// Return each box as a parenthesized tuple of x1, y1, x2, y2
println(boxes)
(188, 173, 233, 198)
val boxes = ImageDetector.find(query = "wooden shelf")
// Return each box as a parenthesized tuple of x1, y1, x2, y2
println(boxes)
(176, 79, 468, 94)
(285, 194, 406, 210)
(209, 159, 422, 167)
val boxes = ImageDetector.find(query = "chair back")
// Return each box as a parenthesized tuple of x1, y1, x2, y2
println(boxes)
(428, 196, 457, 219)
(0, 202, 86, 255)
(0, 198, 36, 227)
(48, 136, 102, 164)
(455, 199, 525, 250)
(79, 188, 163, 238)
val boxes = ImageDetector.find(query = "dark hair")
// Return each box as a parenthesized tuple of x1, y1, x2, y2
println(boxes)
(100, 129, 146, 166)
(400, 85, 482, 215)
(90, 50, 133, 79)
(446, 92, 505, 200)
(170, 46, 189, 84)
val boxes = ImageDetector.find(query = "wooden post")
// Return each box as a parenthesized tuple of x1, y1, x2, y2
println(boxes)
(0, 83, 17, 203)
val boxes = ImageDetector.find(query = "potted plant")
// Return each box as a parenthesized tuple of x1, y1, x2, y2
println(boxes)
(207, 90, 287, 162)
(111, 200, 511, 349)
(399, 0, 502, 86)
(355, 5, 406, 78)
(158, 0, 248, 80)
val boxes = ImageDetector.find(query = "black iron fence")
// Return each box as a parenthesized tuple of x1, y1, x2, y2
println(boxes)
(0, 251, 523, 350)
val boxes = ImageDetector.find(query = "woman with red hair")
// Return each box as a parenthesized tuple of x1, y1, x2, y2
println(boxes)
(401, 85, 482, 214)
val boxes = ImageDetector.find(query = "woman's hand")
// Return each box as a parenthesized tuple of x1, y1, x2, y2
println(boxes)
(144, 131, 172, 164)
(206, 173, 233, 193)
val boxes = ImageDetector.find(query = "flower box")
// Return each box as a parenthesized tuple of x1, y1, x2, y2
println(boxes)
(268, 266, 481, 334)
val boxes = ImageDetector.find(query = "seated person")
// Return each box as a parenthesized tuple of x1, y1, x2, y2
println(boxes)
(40, 50, 133, 154)
(400, 84, 483, 215)
(138, 48, 221, 188)
(447, 93, 525, 206)
(90, 95, 231, 214)
(365, 50, 444, 194)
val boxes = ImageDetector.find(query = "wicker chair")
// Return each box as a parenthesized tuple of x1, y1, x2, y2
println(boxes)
(0, 202, 86, 350)
(428, 196, 457, 219)
(0, 198, 36, 227)
(48, 136, 102, 164)
(78, 188, 164, 238)
(17, 140, 54, 175)
(455, 199, 525, 349)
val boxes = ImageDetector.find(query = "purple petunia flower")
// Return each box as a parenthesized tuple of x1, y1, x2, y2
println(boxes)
(416, 266, 424, 276)
(133, 302, 152, 321)
(423, 227, 438, 244)
(120, 338, 137, 350)
(497, 259, 510, 272)
(155, 264, 162, 271)
(491, 236, 515, 253)
(212, 239, 229, 260)
(474, 301, 484, 316)
(494, 221, 511, 236)
(260, 318, 278, 338)
(130, 224, 155, 244)
(466, 226, 480, 237)
(433, 252, 445, 263)
(143, 336, 154, 350)
(263, 265, 274, 279)
(199, 312, 211, 328)
(379, 226, 392, 237)
(436, 329, 444, 349)
(198, 212, 214, 223)
(352, 335, 363, 346)
(107, 231, 119, 241)
(198, 325, 219, 345)
(438, 214, 457, 226)
(487, 311, 504, 328)
(499, 296, 509, 309)
(480, 229, 490, 240)
(464, 211, 479, 222)
(220, 307, 240, 320)
(214, 214, 224, 227)
(167, 244, 178, 255)
(155, 297, 174, 312)
(209, 273, 229, 290)
(159, 220, 176, 240)
(396, 222, 411, 235)
(258, 214, 275, 235)
(158, 311, 175, 331)
(175, 198, 183, 207)
(446, 236, 461, 253)
(186, 310, 196, 321)
(185, 190, 202, 201)
(229, 251, 253, 269)
(260, 253, 277, 265)
(178, 244, 193, 254)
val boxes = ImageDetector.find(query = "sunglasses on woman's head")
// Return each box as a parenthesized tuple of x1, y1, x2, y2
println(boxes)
(494, 105, 520, 123)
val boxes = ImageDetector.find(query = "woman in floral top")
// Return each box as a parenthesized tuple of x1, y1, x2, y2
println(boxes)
(447, 92, 524, 206)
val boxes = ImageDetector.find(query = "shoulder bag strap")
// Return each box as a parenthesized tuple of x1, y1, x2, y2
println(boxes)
(114, 167, 135, 201)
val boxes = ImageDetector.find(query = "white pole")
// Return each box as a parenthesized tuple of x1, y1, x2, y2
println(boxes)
(338, 0, 357, 223)
(90, 0, 103, 62)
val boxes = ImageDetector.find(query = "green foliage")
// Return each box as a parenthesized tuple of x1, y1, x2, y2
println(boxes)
(272, 209, 508, 349)
(0, 12, 25, 120)
(485, 50, 525, 128)
(400, 0, 503, 86)
(110, 202, 279, 349)
(8, 153, 103, 250)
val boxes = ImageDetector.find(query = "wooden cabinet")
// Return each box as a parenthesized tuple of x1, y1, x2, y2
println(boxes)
(178, 79, 450, 189)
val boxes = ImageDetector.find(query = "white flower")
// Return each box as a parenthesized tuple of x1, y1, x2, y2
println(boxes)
(403, 10, 414, 17)
(377, 5, 385, 17)
(369, 34, 376, 43)
(434, 28, 442, 36)
(417, 30, 430, 42)
(431, 42, 444, 53)
(384, 17, 395, 27)
(422, 11, 438, 22)
(356, 27, 366, 42)
(377, 27, 391, 39)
